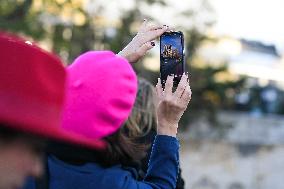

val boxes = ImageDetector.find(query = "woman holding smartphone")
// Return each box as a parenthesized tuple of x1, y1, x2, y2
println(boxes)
(24, 21, 191, 189)
(124, 77, 185, 189)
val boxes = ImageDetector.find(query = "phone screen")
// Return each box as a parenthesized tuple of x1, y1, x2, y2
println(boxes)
(160, 31, 184, 87)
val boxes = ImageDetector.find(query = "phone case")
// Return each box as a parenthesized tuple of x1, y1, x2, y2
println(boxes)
(160, 31, 185, 87)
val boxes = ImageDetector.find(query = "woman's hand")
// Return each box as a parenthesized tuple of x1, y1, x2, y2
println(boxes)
(118, 19, 169, 63)
(155, 74, 192, 137)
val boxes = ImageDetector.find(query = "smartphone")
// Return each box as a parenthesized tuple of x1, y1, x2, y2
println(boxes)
(160, 31, 185, 87)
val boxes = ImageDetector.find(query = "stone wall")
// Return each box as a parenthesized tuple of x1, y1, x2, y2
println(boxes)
(179, 111, 284, 189)
(180, 140, 284, 189)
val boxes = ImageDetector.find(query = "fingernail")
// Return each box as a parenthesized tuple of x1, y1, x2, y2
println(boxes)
(151, 42, 155, 46)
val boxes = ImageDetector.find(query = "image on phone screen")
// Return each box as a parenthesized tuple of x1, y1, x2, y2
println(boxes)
(160, 32, 184, 87)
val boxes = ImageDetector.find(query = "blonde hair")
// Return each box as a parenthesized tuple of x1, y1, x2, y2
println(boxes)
(124, 77, 156, 138)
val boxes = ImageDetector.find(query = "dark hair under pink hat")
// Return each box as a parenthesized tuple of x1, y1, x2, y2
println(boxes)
(62, 51, 137, 140)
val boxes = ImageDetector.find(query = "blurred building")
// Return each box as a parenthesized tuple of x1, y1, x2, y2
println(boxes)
(198, 36, 284, 115)
(198, 36, 284, 85)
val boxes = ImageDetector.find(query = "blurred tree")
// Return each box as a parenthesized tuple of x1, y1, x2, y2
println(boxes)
(0, 0, 44, 39)
(184, 63, 246, 129)
(0, 0, 246, 130)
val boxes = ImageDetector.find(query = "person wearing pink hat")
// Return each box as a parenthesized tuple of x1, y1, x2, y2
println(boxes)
(0, 32, 108, 189)
(24, 57, 191, 189)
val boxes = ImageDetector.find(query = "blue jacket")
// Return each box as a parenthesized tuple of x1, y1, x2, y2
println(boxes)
(24, 135, 179, 189)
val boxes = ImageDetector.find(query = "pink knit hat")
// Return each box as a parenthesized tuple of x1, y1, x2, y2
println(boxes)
(62, 51, 137, 140)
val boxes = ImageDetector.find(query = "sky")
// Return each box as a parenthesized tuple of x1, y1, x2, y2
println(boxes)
(211, 0, 284, 52)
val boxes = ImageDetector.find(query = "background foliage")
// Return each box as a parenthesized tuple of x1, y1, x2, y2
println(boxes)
(0, 0, 246, 129)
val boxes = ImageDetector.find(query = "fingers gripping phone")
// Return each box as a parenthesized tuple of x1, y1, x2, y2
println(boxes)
(160, 31, 185, 87)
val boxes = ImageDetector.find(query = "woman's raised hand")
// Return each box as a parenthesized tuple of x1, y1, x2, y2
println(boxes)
(155, 74, 192, 137)
(118, 19, 169, 63)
